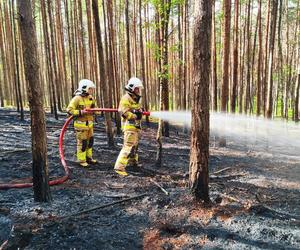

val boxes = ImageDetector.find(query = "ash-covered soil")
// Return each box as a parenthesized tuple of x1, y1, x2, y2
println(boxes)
(0, 108, 299, 250)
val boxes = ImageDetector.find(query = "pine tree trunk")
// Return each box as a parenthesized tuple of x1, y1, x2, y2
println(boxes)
(92, 0, 114, 147)
(244, 0, 251, 114)
(189, 0, 211, 203)
(125, 0, 131, 78)
(231, 0, 239, 113)
(256, 0, 262, 116)
(266, 0, 279, 118)
(160, 0, 171, 137)
(4, 1, 15, 106)
(182, 0, 188, 110)
(295, 67, 300, 122)
(9, 0, 20, 112)
(263, 0, 271, 115)
(65, 0, 75, 93)
(18, 0, 51, 202)
(56, 0, 68, 107)
(12, 0, 24, 120)
(292, 2, 300, 121)
(106, 0, 122, 134)
(0, 2, 8, 107)
(211, 0, 218, 112)
(221, 0, 231, 112)
(102, 1, 113, 110)
(47, 0, 61, 115)
(40, 0, 57, 118)
(78, 0, 88, 78)
(139, 0, 149, 123)
(178, 3, 183, 110)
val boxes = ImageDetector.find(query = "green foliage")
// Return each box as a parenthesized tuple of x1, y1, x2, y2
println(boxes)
(273, 98, 295, 119)
(146, 41, 161, 61)
(149, 0, 184, 18)
(158, 64, 170, 80)
(170, 43, 181, 53)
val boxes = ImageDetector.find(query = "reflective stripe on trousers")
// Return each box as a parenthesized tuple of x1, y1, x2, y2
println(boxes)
(114, 130, 140, 171)
(76, 126, 94, 162)
(74, 120, 94, 129)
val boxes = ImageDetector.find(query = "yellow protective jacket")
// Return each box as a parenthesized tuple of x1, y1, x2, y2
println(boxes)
(118, 93, 142, 131)
(67, 94, 96, 129)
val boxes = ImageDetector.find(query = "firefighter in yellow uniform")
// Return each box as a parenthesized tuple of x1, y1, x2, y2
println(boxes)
(114, 77, 144, 176)
(67, 79, 98, 168)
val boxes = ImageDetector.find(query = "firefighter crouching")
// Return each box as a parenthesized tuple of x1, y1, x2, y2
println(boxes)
(114, 77, 144, 176)
(67, 79, 99, 168)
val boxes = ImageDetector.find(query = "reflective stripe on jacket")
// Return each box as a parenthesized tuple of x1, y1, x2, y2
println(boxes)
(67, 95, 96, 129)
(118, 93, 141, 131)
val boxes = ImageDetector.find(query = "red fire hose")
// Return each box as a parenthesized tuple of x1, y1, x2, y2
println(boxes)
(0, 108, 150, 189)
(85, 108, 151, 117)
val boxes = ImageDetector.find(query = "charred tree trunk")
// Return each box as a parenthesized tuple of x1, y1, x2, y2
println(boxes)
(18, 0, 51, 202)
(189, 0, 211, 203)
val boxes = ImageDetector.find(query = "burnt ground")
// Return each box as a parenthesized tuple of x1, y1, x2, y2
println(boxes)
(0, 108, 299, 250)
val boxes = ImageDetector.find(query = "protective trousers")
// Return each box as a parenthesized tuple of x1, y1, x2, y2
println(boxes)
(114, 130, 140, 171)
(76, 127, 94, 163)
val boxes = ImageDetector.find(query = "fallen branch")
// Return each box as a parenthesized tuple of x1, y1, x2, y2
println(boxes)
(181, 172, 246, 180)
(220, 194, 242, 203)
(210, 173, 247, 179)
(212, 167, 231, 175)
(251, 201, 300, 221)
(0, 130, 24, 134)
(150, 179, 169, 195)
(103, 182, 125, 189)
(103, 193, 129, 199)
(62, 193, 147, 219)
(0, 148, 30, 154)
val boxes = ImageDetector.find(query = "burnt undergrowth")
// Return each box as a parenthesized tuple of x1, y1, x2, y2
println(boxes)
(0, 108, 299, 249)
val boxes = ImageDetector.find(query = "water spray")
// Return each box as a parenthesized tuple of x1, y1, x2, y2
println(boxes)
(150, 110, 300, 158)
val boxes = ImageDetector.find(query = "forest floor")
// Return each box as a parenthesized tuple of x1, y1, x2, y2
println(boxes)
(0, 108, 299, 250)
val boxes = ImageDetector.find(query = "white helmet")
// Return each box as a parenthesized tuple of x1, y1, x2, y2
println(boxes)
(76, 79, 95, 95)
(125, 77, 144, 93)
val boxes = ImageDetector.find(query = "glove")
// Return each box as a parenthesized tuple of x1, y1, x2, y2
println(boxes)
(132, 109, 142, 120)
